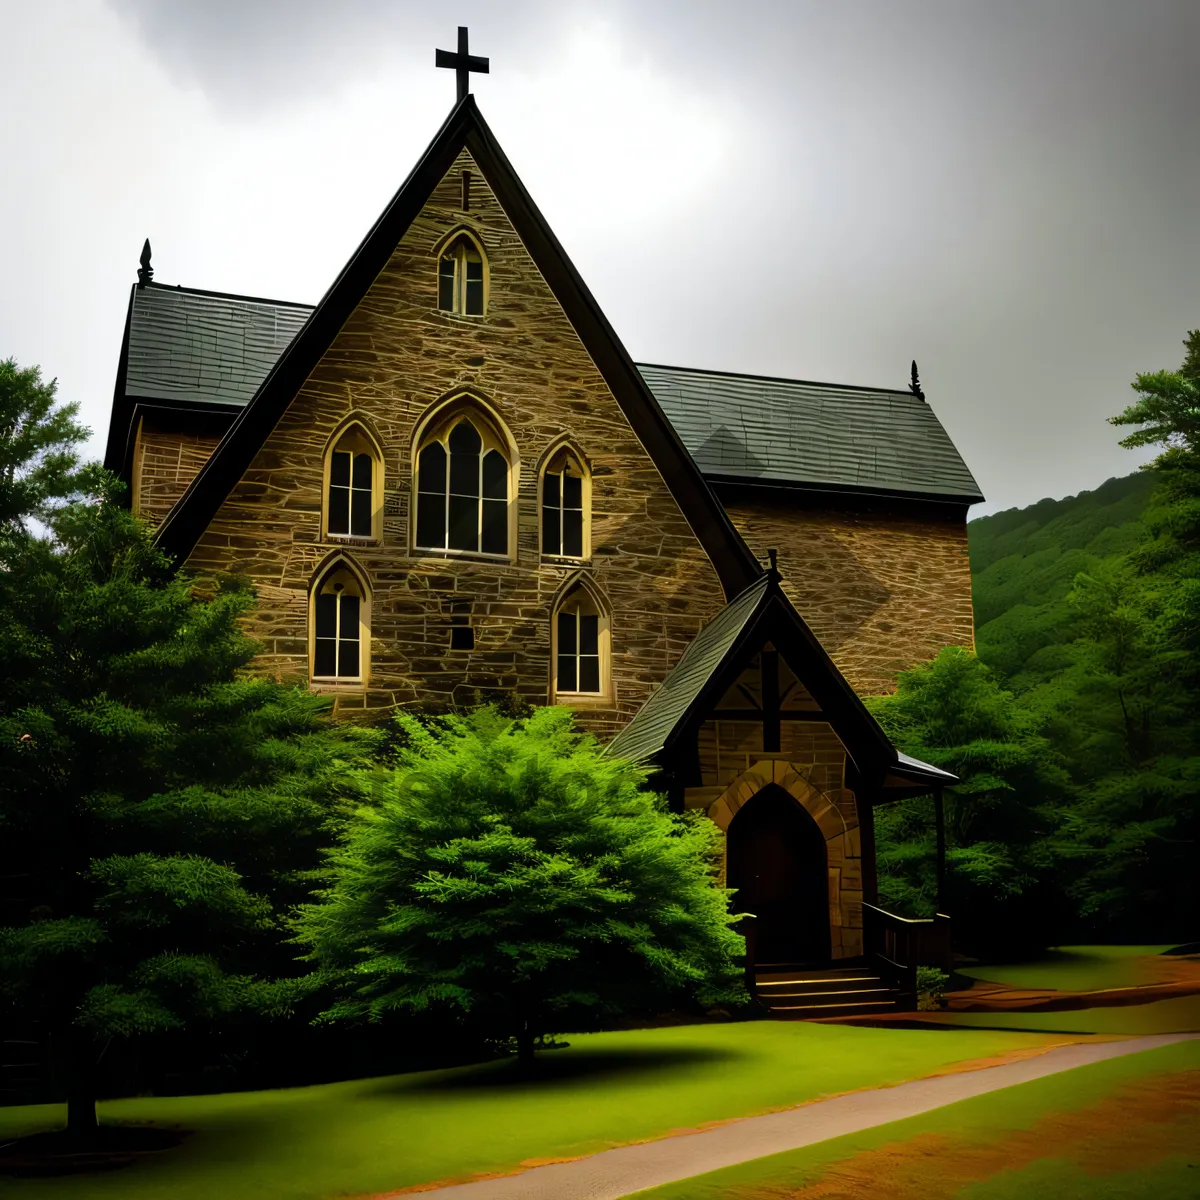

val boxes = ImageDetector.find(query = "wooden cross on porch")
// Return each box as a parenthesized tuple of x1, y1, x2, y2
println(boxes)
(436, 27, 489, 103)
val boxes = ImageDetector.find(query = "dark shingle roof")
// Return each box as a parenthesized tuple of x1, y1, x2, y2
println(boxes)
(607, 576, 769, 764)
(124, 283, 311, 407)
(116, 291, 981, 504)
(637, 362, 983, 503)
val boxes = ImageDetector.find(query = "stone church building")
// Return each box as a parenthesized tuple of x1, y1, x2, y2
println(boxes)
(103, 86, 982, 1012)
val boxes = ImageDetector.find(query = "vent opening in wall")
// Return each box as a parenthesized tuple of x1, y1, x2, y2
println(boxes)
(450, 604, 475, 651)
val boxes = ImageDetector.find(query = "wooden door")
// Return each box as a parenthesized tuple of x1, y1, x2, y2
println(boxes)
(727, 784, 831, 965)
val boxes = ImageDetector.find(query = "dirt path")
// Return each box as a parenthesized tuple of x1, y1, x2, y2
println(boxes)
(401, 1033, 1197, 1199)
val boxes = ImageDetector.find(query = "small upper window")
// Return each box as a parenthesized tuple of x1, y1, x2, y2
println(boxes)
(553, 585, 610, 700)
(312, 566, 367, 682)
(415, 415, 511, 556)
(324, 423, 381, 541)
(437, 233, 486, 316)
(541, 448, 589, 559)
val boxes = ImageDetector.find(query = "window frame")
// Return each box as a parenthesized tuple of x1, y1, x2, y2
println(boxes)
(309, 561, 371, 688)
(434, 228, 489, 318)
(321, 419, 385, 543)
(539, 443, 591, 562)
(410, 398, 518, 562)
(551, 583, 612, 705)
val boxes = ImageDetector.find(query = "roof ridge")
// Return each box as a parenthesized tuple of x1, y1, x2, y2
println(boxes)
(139, 280, 316, 311)
(636, 360, 920, 399)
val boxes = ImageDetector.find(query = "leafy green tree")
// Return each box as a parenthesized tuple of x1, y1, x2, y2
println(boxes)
(0, 357, 90, 546)
(0, 477, 377, 1138)
(294, 706, 745, 1063)
(867, 648, 1063, 950)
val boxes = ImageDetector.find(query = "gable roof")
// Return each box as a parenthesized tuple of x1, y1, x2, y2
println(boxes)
(151, 96, 763, 601)
(607, 571, 955, 794)
(639, 363, 982, 504)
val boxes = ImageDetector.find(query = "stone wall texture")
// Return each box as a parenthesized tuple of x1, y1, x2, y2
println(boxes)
(179, 149, 728, 735)
(721, 495, 975, 695)
(133, 421, 221, 529)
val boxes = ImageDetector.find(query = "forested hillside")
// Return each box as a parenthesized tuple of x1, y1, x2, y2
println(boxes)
(969, 471, 1156, 680)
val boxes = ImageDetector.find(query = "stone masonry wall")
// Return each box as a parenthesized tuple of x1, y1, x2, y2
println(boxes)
(723, 496, 974, 695)
(133, 421, 222, 529)
(183, 149, 727, 736)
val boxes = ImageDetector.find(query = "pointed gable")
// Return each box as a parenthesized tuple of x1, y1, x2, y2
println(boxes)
(156, 96, 760, 601)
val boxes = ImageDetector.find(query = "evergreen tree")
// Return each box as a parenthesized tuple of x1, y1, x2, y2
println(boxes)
(0, 357, 90, 546)
(867, 648, 1064, 950)
(0, 477, 378, 1139)
(294, 706, 745, 1063)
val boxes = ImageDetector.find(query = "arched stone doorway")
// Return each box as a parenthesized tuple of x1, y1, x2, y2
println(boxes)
(726, 784, 831, 965)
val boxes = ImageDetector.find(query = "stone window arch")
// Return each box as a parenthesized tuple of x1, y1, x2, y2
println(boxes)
(412, 400, 516, 558)
(435, 227, 488, 316)
(322, 418, 384, 541)
(540, 442, 590, 560)
(310, 558, 370, 683)
(552, 579, 612, 701)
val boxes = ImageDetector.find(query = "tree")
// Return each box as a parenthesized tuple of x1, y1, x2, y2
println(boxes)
(0, 476, 378, 1139)
(867, 648, 1064, 951)
(0, 357, 90, 547)
(294, 706, 745, 1063)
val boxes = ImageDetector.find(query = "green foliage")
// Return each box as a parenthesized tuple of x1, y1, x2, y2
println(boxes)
(915, 965, 949, 1009)
(294, 706, 746, 1058)
(867, 649, 1063, 946)
(0, 357, 90, 546)
(0, 476, 378, 1122)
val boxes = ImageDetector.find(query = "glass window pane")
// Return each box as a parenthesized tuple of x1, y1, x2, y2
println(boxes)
(314, 638, 337, 677)
(481, 499, 507, 555)
(330, 451, 351, 488)
(558, 611, 576, 654)
(337, 636, 360, 678)
(482, 450, 507, 499)
(328, 486, 349, 535)
(352, 453, 372, 489)
(448, 420, 482, 455)
(418, 441, 446, 495)
(562, 472, 582, 509)
(543, 505, 560, 555)
(465, 278, 483, 315)
(449, 427, 481, 498)
(350, 486, 372, 536)
(315, 591, 337, 640)
(579, 655, 601, 694)
(438, 257, 455, 310)
(558, 653, 577, 693)
(448, 494, 478, 551)
(543, 471, 560, 509)
(416, 492, 445, 548)
(339, 594, 359, 636)
(563, 509, 583, 557)
(579, 613, 599, 656)
(465, 257, 483, 278)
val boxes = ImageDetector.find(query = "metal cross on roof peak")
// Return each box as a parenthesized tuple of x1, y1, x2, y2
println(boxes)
(435, 26, 489, 104)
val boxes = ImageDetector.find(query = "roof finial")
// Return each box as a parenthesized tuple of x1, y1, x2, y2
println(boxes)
(137, 238, 154, 286)
(910, 359, 925, 401)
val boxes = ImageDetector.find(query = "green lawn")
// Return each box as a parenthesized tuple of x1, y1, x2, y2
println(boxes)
(630, 1037, 1200, 1199)
(930, 993, 1200, 1036)
(957, 945, 1176, 993)
(0, 1021, 1061, 1200)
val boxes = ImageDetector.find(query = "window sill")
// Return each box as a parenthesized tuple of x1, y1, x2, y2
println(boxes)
(323, 535, 381, 547)
(553, 693, 613, 708)
(436, 309, 487, 321)
(541, 554, 592, 567)
(412, 546, 514, 564)
(310, 679, 367, 692)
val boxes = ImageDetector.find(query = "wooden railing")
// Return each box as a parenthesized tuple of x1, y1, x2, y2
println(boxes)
(862, 904, 952, 1008)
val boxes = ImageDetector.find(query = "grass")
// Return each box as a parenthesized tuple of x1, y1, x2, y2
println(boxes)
(0, 1020, 1062, 1200)
(927, 993, 1200, 1036)
(630, 1036, 1200, 1199)
(957, 944, 1176, 993)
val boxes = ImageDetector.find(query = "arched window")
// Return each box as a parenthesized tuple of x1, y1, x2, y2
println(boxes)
(311, 564, 368, 683)
(553, 586, 611, 700)
(541, 446, 589, 559)
(323, 422, 382, 541)
(437, 231, 487, 316)
(415, 413, 511, 556)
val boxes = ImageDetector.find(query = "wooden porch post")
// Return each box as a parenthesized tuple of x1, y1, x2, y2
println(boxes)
(933, 785, 947, 913)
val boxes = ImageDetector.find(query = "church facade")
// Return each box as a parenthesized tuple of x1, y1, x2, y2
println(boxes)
(103, 95, 981, 1001)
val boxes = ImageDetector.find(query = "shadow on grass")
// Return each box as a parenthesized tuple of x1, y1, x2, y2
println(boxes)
(385, 1043, 743, 1095)
(0, 1125, 189, 1179)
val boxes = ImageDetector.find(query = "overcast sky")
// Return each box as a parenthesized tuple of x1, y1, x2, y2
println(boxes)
(4, 0, 1198, 516)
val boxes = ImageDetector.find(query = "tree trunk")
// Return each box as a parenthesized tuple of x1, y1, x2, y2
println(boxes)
(66, 1035, 99, 1143)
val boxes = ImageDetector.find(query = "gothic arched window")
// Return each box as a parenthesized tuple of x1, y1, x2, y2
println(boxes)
(311, 565, 368, 682)
(541, 446, 589, 559)
(553, 586, 611, 700)
(437, 231, 487, 316)
(414, 413, 511, 556)
(323, 422, 382, 541)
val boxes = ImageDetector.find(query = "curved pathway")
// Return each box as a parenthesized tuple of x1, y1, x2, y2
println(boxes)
(414, 1033, 1197, 1199)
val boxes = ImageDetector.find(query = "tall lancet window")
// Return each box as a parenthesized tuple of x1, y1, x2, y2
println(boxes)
(311, 566, 367, 682)
(415, 415, 511, 556)
(541, 447, 589, 559)
(553, 586, 610, 700)
(323, 423, 382, 541)
(437, 232, 487, 316)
